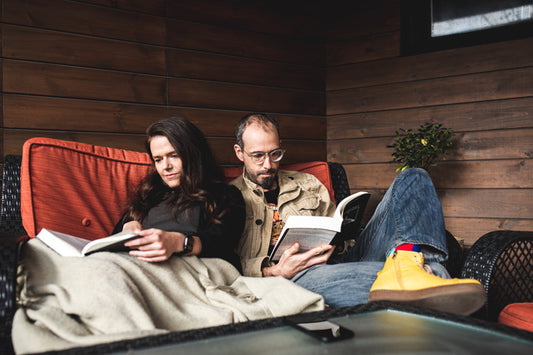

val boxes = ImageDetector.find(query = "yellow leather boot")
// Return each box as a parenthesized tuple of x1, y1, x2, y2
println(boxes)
(368, 250, 486, 315)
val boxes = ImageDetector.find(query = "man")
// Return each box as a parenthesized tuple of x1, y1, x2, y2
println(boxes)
(231, 112, 486, 315)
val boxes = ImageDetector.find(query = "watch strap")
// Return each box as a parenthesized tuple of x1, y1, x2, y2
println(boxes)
(181, 232, 194, 254)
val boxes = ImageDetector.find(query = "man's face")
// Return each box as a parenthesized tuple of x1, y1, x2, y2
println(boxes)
(234, 122, 281, 191)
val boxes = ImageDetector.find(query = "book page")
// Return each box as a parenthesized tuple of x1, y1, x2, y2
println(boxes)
(282, 215, 342, 231)
(82, 230, 139, 255)
(333, 191, 370, 220)
(36, 229, 89, 257)
(270, 227, 338, 262)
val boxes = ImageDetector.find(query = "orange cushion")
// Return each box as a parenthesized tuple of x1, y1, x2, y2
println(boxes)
(223, 161, 334, 202)
(21, 138, 152, 240)
(498, 302, 533, 333)
(21, 137, 335, 241)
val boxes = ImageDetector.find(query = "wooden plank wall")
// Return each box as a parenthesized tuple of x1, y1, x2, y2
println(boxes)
(0, 0, 326, 167)
(2, 0, 530, 247)
(326, 0, 533, 247)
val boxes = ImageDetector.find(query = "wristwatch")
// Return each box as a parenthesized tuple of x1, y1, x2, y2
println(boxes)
(181, 232, 194, 254)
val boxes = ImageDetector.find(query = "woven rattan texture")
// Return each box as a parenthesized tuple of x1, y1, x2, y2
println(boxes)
(442, 230, 465, 278)
(327, 162, 351, 204)
(0, 240, 19, 355)
(1, 155, 27, 355)
(1, 155, 26, 236)
(462, 230, 533, 321)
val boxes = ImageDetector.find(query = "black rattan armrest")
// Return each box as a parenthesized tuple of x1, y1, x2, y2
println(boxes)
(1, 155, 26, 236)
(461, 230, 533, 321)
(0, 236, 27, 355)
(442, 230, 465, 278)
(1, 154, 27, 355)
(328, 162, 351, 204)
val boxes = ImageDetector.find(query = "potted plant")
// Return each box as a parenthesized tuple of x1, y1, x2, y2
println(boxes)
(388, 122, 454, 172)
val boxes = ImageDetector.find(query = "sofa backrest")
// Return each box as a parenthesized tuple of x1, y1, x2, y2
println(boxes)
(21, 138, 334, 240)
(21, 138, 152, 240)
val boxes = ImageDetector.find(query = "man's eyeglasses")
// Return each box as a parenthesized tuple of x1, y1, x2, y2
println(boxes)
(243, 148, 286, 165)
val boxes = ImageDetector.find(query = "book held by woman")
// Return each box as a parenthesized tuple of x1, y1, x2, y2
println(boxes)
(36, 228, 140, 257)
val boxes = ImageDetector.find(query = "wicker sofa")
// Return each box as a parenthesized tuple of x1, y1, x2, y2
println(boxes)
(1, 138, 531, 353)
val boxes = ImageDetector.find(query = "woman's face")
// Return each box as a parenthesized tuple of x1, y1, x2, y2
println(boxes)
(150, 135, 183, 188)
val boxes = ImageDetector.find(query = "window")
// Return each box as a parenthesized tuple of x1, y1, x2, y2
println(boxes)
(402, 0, 533, 55)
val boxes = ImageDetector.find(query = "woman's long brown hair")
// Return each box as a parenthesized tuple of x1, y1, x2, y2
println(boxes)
(126, 117, 226, 223)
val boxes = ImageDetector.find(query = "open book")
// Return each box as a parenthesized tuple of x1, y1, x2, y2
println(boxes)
(36, 228, 140, 257)
(269, 191, 371, 262)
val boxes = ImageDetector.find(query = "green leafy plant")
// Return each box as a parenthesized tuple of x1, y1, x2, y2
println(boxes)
(388, 122, 454, 172)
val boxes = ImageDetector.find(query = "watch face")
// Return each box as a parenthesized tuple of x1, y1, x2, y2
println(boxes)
(183, 234, 194, 253)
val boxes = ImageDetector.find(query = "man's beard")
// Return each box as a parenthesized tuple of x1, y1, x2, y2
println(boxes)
(259, 175, 275, 190)
(250, 168, 277, 190)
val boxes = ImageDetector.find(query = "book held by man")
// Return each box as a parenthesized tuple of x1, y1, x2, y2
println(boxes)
(36, 228, 140, 257)
(268, 191, 371, 262)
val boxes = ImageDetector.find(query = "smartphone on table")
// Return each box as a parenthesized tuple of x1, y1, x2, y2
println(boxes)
(284, 315, 354, 343)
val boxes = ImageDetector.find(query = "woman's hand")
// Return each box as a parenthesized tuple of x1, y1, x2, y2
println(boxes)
(122, 220, 142, 232)
(262, 242, 334, 279)
(124, 228, 200, 262)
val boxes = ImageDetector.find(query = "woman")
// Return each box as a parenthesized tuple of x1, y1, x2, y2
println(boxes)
(114, 117, 245, 271)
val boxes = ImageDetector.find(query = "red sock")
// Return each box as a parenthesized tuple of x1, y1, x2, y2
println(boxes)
(395, 243, 420, 252)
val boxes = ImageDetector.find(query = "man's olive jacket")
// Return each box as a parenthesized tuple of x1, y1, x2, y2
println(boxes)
(230, 169, 335, 277)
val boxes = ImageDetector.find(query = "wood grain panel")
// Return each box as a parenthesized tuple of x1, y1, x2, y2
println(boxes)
(327, 31, 400, 66)
(329, 129, 533, 163)
(327, 0, 400, 40)
(83, 0, 166, 16)
(328, 67, 533, 115)
(344, 161, 533, 190)
(444, 217, 533, 247)
(161, 109, 326, 140)
(3, 95, 166, 133)
(3, 25, 166, 75)
(3, 60, 166, 104)
(168, 78, 324, 115)
(439, 188, 532, 219)
(0, 128, 3, 159)
(351, 186, 532, 221)
(3, 130, 147, 155)
(453, 129, 533, 161)
(3, 130, 326, 165)
(167, 48, 323, 90)
(328, 37, 533, 90)
(3, 95, 326, 139)
(431, 160, 533, 189)
(328, 137, 394, 163)
(344, 163, 404, 189)
(166, 18, 323, 66)
(166, 0, 323, 39)
(327, 97, 533, 139)
(3, 0, 165, 44)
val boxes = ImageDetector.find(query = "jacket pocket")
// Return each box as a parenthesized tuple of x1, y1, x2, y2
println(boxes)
(296, 194, 322, 215)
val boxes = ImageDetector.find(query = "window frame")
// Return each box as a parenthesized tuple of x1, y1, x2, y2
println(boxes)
(401, 0, 533, 56)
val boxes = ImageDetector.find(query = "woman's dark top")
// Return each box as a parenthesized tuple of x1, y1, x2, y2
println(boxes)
(113, 184, 245, 273)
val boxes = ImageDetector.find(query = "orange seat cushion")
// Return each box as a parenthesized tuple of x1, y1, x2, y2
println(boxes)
(21, 138, 152, 240)
(21, 137, 335, 241)
(498, 302, 533, 333)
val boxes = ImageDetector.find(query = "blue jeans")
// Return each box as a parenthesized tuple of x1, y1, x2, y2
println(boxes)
(291, 168, 448, 307)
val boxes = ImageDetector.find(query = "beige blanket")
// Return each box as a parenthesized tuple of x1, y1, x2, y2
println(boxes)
(12, 239, 324, 354)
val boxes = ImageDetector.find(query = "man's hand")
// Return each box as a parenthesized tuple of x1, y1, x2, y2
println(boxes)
(124, 228, 194, 262)
(262, 242, 334, 279)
